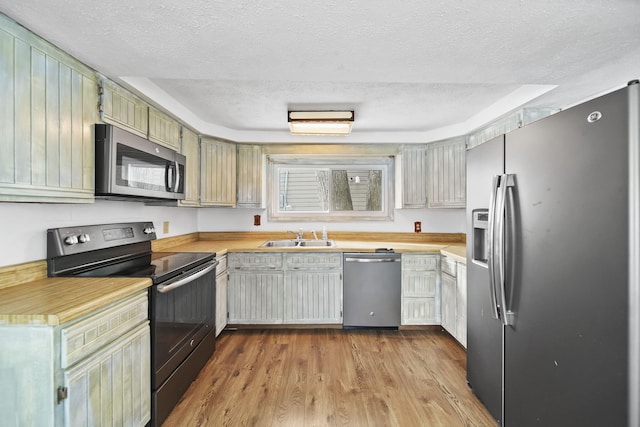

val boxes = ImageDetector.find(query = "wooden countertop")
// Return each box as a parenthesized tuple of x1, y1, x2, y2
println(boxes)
(0, 277, 152, 326)
(162, 234, 467, 263)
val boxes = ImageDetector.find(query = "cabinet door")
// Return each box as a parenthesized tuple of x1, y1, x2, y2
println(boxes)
(427, 138, 466, 208)
(284, 270, 342, 324)
(99, 79, 148, 138)
(401, 145, 428, 207)
(401, 254, 440, 325)
(179, 127, 200, 206)
(0, 15, 96, 203)
(228, 271, 284, 324)
(237, 144, 263, 208)
(441, 272, 457, 336)
(200, 137, 237, 206)
(148, 107, 180, 150)
(456, 263, 467, 347)
(64, 323, 151, 427)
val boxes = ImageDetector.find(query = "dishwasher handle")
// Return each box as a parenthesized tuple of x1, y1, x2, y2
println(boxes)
(344, 257, 400, 263)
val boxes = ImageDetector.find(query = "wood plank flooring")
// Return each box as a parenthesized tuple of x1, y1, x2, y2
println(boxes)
(162, 328, 496, 427)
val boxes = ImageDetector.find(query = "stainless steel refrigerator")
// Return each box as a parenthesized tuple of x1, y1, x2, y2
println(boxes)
(466, 81, 638, 426)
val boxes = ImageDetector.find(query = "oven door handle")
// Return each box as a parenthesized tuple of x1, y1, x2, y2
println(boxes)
(157, 260, 218, 294)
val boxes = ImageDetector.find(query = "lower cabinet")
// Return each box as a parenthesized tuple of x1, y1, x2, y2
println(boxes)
(440, 255, 467, 348)
(0, 290, 151, 427)
(401, 254, 440, 325)
(227, 252, 342, 325)
(456, 263, 467, 347)
(283, 253, 342, 324)
(215, 254, 228, 336)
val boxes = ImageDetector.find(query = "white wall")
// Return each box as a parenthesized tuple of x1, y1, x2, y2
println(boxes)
(0, 201, 465, 268)
(0, 200, 198, 267)
(197, 207, 466, 234)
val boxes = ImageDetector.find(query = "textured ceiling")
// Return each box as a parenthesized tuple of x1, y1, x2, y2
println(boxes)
(1, 0, 639, 143)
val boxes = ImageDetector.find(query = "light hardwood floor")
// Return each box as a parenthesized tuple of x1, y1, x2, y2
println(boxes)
(163, 328, 496, 427)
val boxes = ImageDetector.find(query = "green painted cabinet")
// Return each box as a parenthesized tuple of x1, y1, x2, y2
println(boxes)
(99, 79, 148, 139)
(236, 144, 263, 208)
(179, 127, 201, 206)
(0, 14, 96, 203)
(200, 137, 237, 206)
(0, 291, 151, 426)
(148, 107, 180, 150)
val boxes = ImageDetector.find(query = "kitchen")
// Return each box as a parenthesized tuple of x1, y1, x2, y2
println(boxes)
(0, 1, 639, 426)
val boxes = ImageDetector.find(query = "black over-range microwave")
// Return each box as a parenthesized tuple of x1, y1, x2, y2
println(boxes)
(95, 124, 186, 201)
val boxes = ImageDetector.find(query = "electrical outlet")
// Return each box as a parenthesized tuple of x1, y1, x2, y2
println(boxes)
(163, 221, 170, 234)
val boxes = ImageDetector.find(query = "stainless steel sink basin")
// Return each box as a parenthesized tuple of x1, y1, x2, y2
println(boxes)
(297, 240, 335, 247)
(260, 239, 335, 248)
(260, 240, 299, 247)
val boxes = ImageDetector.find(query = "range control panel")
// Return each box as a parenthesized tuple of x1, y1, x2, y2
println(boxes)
(47, 222, 156, 257)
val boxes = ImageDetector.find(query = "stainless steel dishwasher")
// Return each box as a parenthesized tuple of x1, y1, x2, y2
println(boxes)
(343, 251, 402, 328)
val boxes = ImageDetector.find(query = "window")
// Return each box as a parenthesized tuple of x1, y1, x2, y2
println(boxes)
(267, 156, 394, 221)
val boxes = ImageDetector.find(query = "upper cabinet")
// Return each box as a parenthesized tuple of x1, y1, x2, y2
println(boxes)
(99, 79, 148, 138)
(0, 14, 96, 203)
(200, 137, 236, 207)
(427, 138, 466, 208)
(179, 127, 200, 206)
(236, 144, 263, 208)
(148, 107, 180, 150)
(400, 145, 428, 208)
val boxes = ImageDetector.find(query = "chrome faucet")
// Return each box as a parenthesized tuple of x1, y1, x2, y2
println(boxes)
(287, 229, 304, 241)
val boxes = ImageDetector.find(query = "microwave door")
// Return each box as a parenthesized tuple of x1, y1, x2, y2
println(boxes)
(115, 144, 173, 198)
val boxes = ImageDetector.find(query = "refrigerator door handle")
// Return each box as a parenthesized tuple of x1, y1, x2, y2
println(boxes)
(497, 174, 516, 326)
(487, 175, 501, 320)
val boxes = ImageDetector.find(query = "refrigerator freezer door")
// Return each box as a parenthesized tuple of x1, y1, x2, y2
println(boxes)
(503, 87, 629, 426)
(466, 135, 505, 425)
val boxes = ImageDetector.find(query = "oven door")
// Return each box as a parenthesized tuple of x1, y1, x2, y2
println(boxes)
(150, 260, 217, 388)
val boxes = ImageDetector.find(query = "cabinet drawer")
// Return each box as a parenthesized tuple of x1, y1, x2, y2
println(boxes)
(441, 256, 457, 277)
(284, 252, 342, 269)
(228, 252, 283, 269)
(401, 254, 438, 270)
(61, 291, 148, 369)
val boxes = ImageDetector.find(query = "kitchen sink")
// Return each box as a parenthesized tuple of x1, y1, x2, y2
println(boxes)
(260, 239, 336, 248)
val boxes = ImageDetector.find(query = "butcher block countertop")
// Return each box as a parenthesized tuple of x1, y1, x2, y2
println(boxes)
(155, 231, 467, 262)
(0, 277, 151, 326)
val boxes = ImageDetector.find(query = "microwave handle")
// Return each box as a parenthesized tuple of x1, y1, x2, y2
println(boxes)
(173, 160, 181, 192)
(165, 162, 173, 192)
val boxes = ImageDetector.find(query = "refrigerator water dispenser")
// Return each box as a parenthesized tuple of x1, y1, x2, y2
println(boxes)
(472, 209, 489, 266)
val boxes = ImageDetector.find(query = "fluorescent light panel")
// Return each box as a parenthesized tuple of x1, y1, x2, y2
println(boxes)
(288, 110, 354, 135)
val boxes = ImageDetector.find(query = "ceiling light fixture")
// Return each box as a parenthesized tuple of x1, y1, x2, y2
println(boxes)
(288, 110, 354, 136)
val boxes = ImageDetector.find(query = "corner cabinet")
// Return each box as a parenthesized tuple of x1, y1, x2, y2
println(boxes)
(200, 137, 237, 207)
(400, 145, 428, 208)
(236, 144, 263, 208)
(179, 127, 201, 206)
(0, 291, 151, 426)
(401, 254, 440, 325)
(0, 14, 96, 203)
(427, 138, 466, 208)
